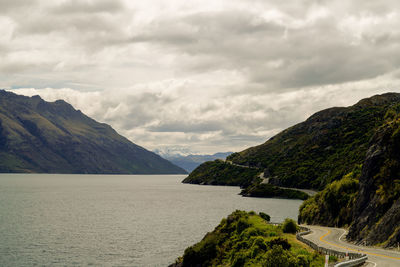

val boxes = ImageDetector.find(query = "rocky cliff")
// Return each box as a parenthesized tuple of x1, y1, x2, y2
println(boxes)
(346, 118, 400, 247)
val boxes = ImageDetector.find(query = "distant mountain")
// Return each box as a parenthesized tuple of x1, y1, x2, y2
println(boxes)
(156, 151, 232, 172)
(0, 90, 186, 174)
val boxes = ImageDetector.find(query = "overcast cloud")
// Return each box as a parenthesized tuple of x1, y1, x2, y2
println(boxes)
(2, 0, 400, 153)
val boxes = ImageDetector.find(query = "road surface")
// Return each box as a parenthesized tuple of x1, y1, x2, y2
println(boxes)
(302, 225, 400, 267)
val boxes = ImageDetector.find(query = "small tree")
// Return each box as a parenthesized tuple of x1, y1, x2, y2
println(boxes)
(259, 212, 271, 222)
(282, 218, 298, 234)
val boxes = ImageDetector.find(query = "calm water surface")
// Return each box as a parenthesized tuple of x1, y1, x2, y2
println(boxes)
(0, 174, 302, 266)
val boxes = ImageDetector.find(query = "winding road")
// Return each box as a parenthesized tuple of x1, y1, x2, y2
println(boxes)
(302, 225, 400, 267)
(226, 160, 319, 196)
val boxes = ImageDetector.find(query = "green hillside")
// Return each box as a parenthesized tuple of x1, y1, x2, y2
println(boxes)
(300, 115, 400, 247)
(170, 210, 324, 267)
(185, 93, 400, 192)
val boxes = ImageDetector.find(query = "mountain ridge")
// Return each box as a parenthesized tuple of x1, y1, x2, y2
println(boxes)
(0, 90, 186, 174)
(159, 151, 232, 172)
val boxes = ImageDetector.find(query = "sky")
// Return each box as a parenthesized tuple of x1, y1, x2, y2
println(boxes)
(1, 0, 400, 154)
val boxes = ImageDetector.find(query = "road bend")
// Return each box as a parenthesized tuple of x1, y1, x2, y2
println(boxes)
(301, 225, 400, 267)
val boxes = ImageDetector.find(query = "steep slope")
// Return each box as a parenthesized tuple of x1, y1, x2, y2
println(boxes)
(0, 90, 186, 174)
(185, 93, 400, 193)
(299, 116, 400, 247)
(228, 93, 400, 190)
(346, 118, 400, 247)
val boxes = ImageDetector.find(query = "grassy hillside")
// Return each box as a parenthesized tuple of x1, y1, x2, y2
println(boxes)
(171, 210, 325, 267)
(0, 90, 186, 174)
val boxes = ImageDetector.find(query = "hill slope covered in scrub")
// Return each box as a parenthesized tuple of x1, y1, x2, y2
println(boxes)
(170, 210, 324, 267)
(300, 114, 400, 247)
(185, 93, 400, 190)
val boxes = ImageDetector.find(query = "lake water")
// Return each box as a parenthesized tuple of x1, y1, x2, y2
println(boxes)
(0, 174, 303, 266)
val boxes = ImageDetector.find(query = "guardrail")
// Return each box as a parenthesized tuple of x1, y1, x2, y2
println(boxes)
(296, 227, 367, 267)
(334, 255, 368, 267)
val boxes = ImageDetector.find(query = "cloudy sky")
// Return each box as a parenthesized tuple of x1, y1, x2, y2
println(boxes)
(1, 0, 400, 154)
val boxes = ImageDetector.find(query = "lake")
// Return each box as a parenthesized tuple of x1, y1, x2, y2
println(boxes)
(0, 174, 303, 266)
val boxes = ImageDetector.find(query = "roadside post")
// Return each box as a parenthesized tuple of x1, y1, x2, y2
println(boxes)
(324, 254, 329, 267)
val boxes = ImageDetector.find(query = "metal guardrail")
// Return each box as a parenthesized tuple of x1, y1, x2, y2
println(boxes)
(334, 255, 368, 267)
(296, 227, 368, 267)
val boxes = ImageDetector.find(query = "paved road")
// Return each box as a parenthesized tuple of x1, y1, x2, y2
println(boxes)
(226, 160, 319, 196)
(302, 225, 400, 267)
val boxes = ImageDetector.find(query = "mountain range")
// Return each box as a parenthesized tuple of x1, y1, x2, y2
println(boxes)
(156, 151, 232, 172)
(0, 90, 186, 174)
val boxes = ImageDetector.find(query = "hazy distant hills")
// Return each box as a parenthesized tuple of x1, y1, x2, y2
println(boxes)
(0, 90, 186, 174)
(155, 150, 232, 172)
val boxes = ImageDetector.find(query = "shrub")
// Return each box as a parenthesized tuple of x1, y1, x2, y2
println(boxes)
(266, 237, 291, 250)
(236, 218, 250, 233)
(261, 245, 298, 267)
(282, 218, 298, 234)
(259, 212, 271, 222)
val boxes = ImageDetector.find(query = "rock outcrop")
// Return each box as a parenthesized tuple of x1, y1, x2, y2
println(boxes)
(347, 120, 400, 247)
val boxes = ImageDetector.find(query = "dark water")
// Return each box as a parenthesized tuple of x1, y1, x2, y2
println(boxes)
(0, 174, 302, 266)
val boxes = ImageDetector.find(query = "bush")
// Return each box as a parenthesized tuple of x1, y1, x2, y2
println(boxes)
(282, 218, 298, 234)
(266, 237, 291, 250)
(261, 245, 298, 267)
(259, 212, 271, 222)
(236, 218, 250, 233)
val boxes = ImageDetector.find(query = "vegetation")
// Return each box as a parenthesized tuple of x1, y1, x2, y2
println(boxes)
(184, 93, 400, 203)
(259, 212, 271, 222)
(242, 184, 309, 200)
(182, 93, 400, 247)
(172, 210, 324, 267)
(182, 160, 260, 188)
(298, 166, 360, 227)
(300, 112, 400, 247)
(282, 219, 299, 234)
(346, 116, 400, 247)
(227, 93, 400, 190)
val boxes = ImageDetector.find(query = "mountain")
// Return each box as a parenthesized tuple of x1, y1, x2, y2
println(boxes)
(185, 93, 400, 190)
(185, 92, 400, 246)
(158, 151, 232, 172)
(0, 90, 186, 174)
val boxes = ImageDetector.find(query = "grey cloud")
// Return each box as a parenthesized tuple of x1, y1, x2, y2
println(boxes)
(0, 0, 37, 14)
(148, 121, 223, 133)
(25, 13, 119, 33)
(51, 0, 125, 14)
(131, 5, 400, 90)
